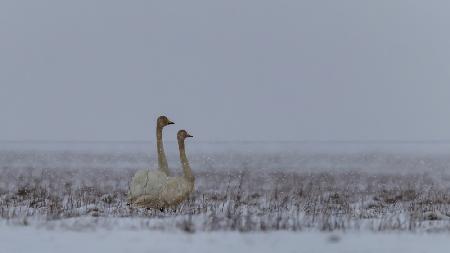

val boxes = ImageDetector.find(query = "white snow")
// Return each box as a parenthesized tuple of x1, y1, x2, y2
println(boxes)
(0, 225, 449, 253)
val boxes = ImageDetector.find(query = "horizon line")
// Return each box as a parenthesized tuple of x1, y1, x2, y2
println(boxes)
(3, 139, 450, 144)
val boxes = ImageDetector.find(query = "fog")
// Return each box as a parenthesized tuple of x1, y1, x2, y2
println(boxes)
(1, 1, 449, 141)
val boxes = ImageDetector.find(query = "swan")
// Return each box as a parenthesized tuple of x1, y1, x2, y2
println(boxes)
(128, 115, 174, 204)
(131, 130, 195, 209)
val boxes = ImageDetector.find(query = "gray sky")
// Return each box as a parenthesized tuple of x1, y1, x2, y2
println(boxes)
(1, 1, 450, 142)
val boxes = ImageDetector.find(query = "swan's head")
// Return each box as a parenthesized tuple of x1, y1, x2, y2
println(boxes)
(157, 115, 175, 127)
(177, 130, 193, 140)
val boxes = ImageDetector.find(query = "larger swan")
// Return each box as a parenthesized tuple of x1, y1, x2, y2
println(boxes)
(131, 130, 195, 209)
(128, 116, 174, 204)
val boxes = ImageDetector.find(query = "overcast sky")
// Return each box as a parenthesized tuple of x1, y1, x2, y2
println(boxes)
(1, 1, 449, 142)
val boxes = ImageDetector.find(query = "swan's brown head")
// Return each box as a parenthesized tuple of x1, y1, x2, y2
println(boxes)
(177, 130, 193, 140)
(157, 115, 174, 127)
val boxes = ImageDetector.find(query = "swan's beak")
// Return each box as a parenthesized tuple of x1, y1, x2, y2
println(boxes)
(187, 134, 193, 138)
(167, 120, 175, 125)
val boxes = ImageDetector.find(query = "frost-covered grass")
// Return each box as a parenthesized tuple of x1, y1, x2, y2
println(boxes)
(1, 142, 450, 233)
(2, 167, 450, 232)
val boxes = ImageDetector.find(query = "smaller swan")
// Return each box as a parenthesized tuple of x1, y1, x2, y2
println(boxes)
(159, 130, 195, 208)
(132, 130, 194, 209)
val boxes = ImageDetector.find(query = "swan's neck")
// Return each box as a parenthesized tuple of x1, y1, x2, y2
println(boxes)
(156, 125, 170, 175)
(178, 138, 194, 182)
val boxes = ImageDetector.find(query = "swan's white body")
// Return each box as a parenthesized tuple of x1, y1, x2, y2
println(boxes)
(129, 130, 194, 209)
(128, 170, 167, 204)
(159, 175, 194, 207)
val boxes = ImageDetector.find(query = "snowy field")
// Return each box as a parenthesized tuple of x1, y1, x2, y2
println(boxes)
(1, 141, 450, 252)
(2, 227, 450, 253)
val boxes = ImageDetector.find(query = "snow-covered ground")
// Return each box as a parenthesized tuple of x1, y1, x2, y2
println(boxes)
(1, 225, 449, 253)
(2, 141, 450, 252)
